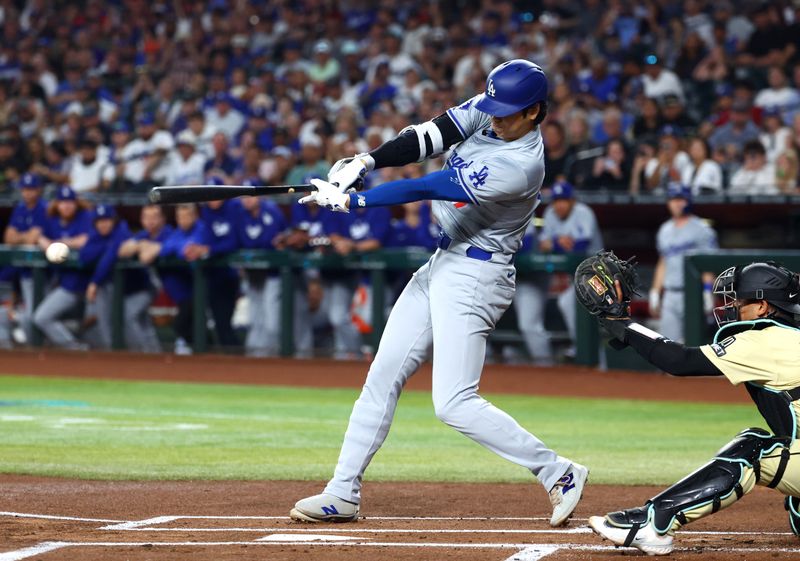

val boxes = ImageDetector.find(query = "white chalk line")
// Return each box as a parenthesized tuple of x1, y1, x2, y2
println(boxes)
(0, 542, 69, 561)
(100, 516, 178, 530)
(504, 545, 561, 561)
(0, 511, 123, 523)
(108, 526, 594, 534)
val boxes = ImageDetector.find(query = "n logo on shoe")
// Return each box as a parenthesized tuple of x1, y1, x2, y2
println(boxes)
(560, 473, 575, 494)
(321, 505, 340, 515)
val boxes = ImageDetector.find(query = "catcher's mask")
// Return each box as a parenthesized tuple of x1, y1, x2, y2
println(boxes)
(712, 262, 800, 327)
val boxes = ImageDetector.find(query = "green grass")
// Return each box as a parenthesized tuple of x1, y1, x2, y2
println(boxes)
(0, 375, 761, 484)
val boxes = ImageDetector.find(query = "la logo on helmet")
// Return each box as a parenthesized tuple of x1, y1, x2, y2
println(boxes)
(487, 80, 495, 97)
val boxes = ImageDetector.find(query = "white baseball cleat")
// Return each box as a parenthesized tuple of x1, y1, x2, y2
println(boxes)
(589, 515, 674, 556)
(290, 493, 359, 523)
(549, 462, 589, 526)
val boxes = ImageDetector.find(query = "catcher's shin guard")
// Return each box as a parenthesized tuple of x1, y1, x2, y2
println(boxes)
(786, 496, 800, 537)
(606, 428, 788, 537)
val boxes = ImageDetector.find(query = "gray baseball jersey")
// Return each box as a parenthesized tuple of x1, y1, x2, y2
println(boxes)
(657, 216, 718, 290)
(541, 202, 603, 255)
(432, 95, 544, 254)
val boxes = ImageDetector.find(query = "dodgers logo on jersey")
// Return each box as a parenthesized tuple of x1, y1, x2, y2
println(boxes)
(212, 221, 231, 236)
(469, 165, 489, 188)
(487, 80, 496, 97)
(261, 213, 274, 226)
(246, 224, 263, 239)
(446, 150, 473, 170)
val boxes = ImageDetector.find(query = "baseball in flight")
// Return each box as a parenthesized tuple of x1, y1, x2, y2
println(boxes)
(45, 242, 70, 264)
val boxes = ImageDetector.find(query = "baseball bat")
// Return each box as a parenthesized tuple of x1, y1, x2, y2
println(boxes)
(148, 184, 314, 204)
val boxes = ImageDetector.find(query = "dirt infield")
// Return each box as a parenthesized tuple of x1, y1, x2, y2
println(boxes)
(1, 350, 786, 560)
(1, 477, 796, 560)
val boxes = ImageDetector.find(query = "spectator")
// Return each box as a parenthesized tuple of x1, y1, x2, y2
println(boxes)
(588, 139, 630, 191)
(737, 4, 792, 69)
(286, 135, 329, 185)
(32, 186, 93, 350)
(759, 107, 792, 164)
(642, 126, 691, 194)
(118, 113, 174, 191)
(203, 92, 245, 141)
(708, 99, 761, 159)
(641, 54, 684, 103)
(542, 120, 571, 188)
(649, 183, 718, 343)
(564, 111, 602, 187)
(182, 111, 218, 159)
(681, 137, 723, 195)
(660, 94, 697, 132)
(164, 130, 206, 186)
(632, 97, 663, 146)
(357, 61, 397, 119)
(203, 131, 238, 180)
(775, 138, 799, 194)
(69, 137, 114, 193)
(729, 140, 779, 195)
(539, 182, 603, 357)
(308, 40, 341, 85)
(754, 66, 800, 117)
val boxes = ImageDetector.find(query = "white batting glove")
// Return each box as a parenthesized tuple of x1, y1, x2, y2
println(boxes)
(328, 153, 374, 193)
(300, 178, 350, 212)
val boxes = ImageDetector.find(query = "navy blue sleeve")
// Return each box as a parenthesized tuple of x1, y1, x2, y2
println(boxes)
(78, 231, 108, 264)
(91, 224, 131, 285)
(348, 170, 471, 208)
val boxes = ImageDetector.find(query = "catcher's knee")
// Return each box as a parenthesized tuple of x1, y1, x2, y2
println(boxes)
(622, 428, 787, 534)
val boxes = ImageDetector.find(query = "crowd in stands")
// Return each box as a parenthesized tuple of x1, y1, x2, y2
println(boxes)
(0, 0, 798, 198)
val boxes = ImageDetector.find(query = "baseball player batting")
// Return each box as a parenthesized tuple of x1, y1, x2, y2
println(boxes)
(290, 59, 588, 525)
(574, 254, 800, 555)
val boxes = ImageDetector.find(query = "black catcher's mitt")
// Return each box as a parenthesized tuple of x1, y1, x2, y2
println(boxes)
(574, 251, 640, 319)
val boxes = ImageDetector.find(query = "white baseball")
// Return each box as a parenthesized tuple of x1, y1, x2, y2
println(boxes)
(45, 242, 70, 264)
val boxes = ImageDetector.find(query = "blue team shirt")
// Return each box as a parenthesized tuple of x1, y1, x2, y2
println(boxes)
(6, 199, 49, 279)
(9, 199, 48, 233)
(44, 210, 94, 292)
(385, 203, 440, 250)
(289, 202, 348, 239)
(200, 200, 242, 256)
(158, 222, 211, 303)
(236, 201, 287, 249)
(346, 206, 390, 244)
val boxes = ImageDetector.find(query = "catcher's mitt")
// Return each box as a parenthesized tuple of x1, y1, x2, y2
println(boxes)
(574, 251, 640, 319)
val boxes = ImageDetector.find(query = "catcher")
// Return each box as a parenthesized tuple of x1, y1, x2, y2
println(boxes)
(574, 252, 800, 555)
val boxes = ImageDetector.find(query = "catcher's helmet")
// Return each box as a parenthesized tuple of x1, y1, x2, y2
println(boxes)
(712, 262, 800, 326)
(474, 59, 548, 117)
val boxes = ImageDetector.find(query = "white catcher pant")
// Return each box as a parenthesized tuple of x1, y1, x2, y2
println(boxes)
(324, 249, 572, 503)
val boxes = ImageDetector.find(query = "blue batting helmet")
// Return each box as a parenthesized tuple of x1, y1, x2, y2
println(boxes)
(474, 59, 548, 117)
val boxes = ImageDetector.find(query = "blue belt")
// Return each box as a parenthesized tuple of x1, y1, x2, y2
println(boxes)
(437, 234, 494, 262)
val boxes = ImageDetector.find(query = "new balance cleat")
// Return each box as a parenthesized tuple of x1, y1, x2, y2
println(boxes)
(589, 514, 674, 556)
(290, 493, 359, 523)
(549, 462, 589, 526)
